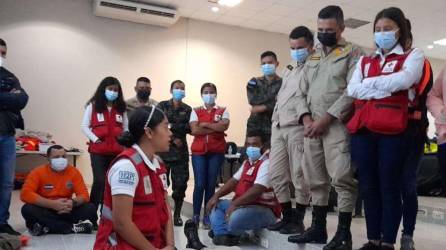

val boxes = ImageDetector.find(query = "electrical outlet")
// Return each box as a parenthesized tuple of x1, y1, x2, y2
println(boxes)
(432, 210, 445, 220)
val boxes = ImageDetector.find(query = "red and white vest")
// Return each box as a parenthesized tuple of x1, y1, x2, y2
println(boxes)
(191, 106, 227, 155)
(88, 106, 124, 155)
(94, 148, 169, 250)
(347, 51, 412, 135)
(234, 158, 281, 218)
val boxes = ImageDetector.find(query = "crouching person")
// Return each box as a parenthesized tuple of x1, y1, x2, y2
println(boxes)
(206, 131, 281, 246)
(20, 145, 96, 235)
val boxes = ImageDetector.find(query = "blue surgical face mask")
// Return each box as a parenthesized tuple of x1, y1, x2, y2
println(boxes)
(172, 89, 185, 101)
(374, 30, 398, 50)
(246, 146, 262, 161)
(261, 64, 276, 76)
(50, 158, 68, 172)
(202, 94, 216, 105)
(105, 89, 119, 102)
(290, 48, 309, 63)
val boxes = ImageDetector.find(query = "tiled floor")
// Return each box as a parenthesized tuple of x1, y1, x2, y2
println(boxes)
(8, 187, 446, 250)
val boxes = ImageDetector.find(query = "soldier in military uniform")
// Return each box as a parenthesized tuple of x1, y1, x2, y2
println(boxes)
(288, 6, 364, 250)
(267, 26, 313, 235)
(246, 51, 282, 148)
(157, 80, 192, 227)
(126, 77, 158, 116)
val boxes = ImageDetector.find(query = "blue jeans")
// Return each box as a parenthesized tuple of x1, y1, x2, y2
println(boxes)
(192, 153, 225, 216)
(0, 136, 16, 224)
(351, 131, 405, 244)
(210, 200, 277, 236)
(401, 125, 424, 237)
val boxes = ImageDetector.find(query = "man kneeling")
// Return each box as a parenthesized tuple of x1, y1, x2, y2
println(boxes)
(206, 131, 281, 246)
(20, 145, 96, 236)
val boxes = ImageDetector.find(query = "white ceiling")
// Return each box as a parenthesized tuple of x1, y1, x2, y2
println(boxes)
(140, 0, 446, 59)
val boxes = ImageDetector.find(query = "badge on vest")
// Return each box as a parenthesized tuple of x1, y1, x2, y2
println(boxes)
(143, 176, 152, 195)
(116, 114, 123, 123)
(214, 114, 222, 122)
(97, 113, 105, 122)
(246, 166, 255, 176)
(160, 174, 168, 191)
(382, 60, 398, 73)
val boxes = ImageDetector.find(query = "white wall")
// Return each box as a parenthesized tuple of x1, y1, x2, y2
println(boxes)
(0, 0, 290, 184)
(1, 0, 445, 184)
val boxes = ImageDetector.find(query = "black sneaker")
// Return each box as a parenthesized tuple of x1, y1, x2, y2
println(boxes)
(173, 216, 183, 227)
(212, 235, 240, 246)
(400, 235, 415, 250)
(72, 220, 93, 234)
(279, 221, 305, 235)
(29, 223, 49, 236)
(0, 224, 20, 236)
(358, 242, 381, 250)
(288, 226, 327, 244)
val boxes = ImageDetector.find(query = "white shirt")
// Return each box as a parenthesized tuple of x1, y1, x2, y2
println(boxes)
(189, 105, 230, 123)
(108, 145, 164, 197)
(81, 103, 129, 142)
(347, 45, 424, 100)
(233, 159, 271, 188)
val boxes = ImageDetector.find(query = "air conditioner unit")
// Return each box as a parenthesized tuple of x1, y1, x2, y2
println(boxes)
(93, 0, 179, 27)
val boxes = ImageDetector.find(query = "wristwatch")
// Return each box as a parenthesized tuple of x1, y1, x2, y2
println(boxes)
(71, 198, 79, 207)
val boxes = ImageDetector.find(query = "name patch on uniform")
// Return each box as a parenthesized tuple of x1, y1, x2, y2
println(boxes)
(246, 167, 255, 176)
(43, 184, 54, 190)
(65, 181, 73, 189)
(143, 176, 152, 194)
(214, 114, 222, 122)
(116, 114, 123, 123)
(159, 174, 168, 190)
(287, 65, 294, 71)
(382, 60, 398, 73)
(97, 113, 105, 122)
(310, 56, 321, 61)
(118, 171, 136, 185)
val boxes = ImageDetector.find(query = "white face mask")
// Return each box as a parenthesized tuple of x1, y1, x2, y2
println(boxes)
(50, 158, 68, 172)
(0, 57, 5, 68)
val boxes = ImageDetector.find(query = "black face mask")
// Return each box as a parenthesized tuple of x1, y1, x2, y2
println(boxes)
(317, 32, 338, 47)
(137, 90, 150, 101)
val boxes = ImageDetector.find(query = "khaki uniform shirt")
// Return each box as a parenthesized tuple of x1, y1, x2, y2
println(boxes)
(297, 39, 364, 121)
(126, 96, 158, 114)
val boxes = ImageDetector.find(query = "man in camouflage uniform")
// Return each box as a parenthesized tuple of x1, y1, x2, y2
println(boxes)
(246, 51, 282, 148)
(157, 80, 192, 227)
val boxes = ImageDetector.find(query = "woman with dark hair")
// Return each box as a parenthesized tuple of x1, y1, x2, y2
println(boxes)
(81, 76, 128, 227)
(190, 82, 229, 229)
(157, 80, 192, 227)
(347, 7, 425, 250)
(94, 105, 174, 250)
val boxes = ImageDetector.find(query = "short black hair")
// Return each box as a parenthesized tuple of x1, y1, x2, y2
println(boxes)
(260, 51, 277, 61)
(374, 7, 409, 50)
(200, 82, 217, 94)
(246, 130, 265, 144)
(289, 26, 314, 45)
(47, 145, 65, 157)
(0, 39, 6, 47)
(170, 80, 184, 90)
(136, 77, 150, 84)
(318, 5, 344, 26)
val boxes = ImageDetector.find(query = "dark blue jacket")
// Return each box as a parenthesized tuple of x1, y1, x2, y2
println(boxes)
(0, 67, 28, 136)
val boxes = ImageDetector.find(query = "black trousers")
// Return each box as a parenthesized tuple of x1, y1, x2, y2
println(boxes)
(21, 203, 97, 234)
(90, 153, 116, 222)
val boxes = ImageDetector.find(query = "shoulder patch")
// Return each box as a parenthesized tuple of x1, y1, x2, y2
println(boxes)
(287, 65, 294, 71)
(248, 79, 257, 86)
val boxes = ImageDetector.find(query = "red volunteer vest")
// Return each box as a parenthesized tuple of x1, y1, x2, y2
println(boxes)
(234, 158, 282, 218)
(347, 51, 411, 135)
(88, 106, 124, 155)
(94, 148, 169, 250)
(191, 106, 227, 155)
